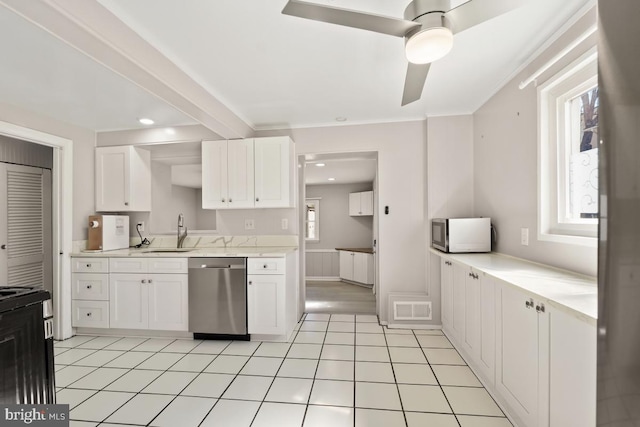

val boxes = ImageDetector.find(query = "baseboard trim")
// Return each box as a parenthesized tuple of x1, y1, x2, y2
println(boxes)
(386, 324, 443, 330)
(305, 276, 340, 281)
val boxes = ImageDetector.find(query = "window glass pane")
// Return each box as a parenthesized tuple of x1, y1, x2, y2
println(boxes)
(305, 199, 319, 241)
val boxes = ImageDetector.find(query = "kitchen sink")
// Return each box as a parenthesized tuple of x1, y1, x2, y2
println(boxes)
(143, 248, 195, 253)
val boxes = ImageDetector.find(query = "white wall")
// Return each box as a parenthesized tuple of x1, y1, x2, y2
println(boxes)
(306, 183, 374, 250)
(215, 208, 298, 236)
(257, 120, 427, 323)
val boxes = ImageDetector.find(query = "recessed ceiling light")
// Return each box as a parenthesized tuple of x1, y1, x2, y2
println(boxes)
(335, 117, 347, 122)
(165, 128, 176, 135)
(316, 163, 326, 167)
(328, 177, 336, 181)
(138, 117, 154, 125)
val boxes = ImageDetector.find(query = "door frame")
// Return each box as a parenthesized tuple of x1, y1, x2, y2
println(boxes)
(0, 120, 73, 340)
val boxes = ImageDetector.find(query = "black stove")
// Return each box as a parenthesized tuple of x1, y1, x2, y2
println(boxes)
(0, 286, 48, 313)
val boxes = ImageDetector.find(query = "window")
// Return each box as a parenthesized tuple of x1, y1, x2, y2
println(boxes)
(538, 50, 598, 246)
(305, 199, 320, 241)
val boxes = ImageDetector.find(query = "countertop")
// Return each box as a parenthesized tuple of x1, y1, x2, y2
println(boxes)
(335, 248, 375, 254)
(72, 246, 298, 258)
(430, 248, 597, 325)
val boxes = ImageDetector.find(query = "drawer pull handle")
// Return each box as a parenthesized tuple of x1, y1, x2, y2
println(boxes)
(263, 265, 268, 269)
(86, 312, 92, 317)
(86, 264, 91, 268)
(86, 285, 92, 289)
(249, 281, 253, 285)
(222, 198, 225, 202)
(142, 279, 147, 284)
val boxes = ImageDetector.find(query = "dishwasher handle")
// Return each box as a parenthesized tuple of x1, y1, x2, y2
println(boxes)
(188, 257, 247, 270)
(194, 265, 245, 270)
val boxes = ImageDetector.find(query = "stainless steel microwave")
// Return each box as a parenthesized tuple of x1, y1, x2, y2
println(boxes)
(431, 218, 491, 253)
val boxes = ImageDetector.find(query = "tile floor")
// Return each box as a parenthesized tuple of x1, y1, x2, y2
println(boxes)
(54, 313, 513, 427)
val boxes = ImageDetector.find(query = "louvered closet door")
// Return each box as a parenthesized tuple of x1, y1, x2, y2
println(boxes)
(0, 163, 49, 288)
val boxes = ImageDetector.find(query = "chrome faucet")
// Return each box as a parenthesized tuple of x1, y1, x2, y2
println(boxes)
(177, 213, 188, 248)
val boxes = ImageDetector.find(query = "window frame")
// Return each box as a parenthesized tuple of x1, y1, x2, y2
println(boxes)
(304, 198, 320, 242)
(538, 48, 598, 247)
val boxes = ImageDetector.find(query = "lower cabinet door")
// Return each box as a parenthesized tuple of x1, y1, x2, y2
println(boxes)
(451, 263, 467, 344)
(109, 274, 148, 329)
(148, 274, 188, 331)
(339, 251, 354, 281)
(247, 274, 285, 335)
(440, 259, 454, 334)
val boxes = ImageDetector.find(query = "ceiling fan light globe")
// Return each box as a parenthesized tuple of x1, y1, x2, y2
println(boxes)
(405, 27, 453, 64)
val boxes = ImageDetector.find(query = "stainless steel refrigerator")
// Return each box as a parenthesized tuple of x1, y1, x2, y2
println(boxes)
(597, 2, 640, 425)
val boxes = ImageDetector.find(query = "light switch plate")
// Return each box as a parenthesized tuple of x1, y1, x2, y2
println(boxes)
(521, 227, 529, 246)
(245, 219, 255, 230)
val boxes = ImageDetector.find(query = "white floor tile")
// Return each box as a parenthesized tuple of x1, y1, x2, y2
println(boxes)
(204, 355, 249, 374)
(151, 396, 216, 427)
(355, 408, 406, 427)
(168, 353, 216, 372)
(240, 356, 283, 376)
(55, 349, 97, 365)
(200, 399, 260, 427)
(72, 350, 125, 367)
(385, 335, 419, 348)
(398, 384, 452, 413)
(278, 358, 318, 379)
(104, 369, 163, 392)
(432, 365, 483, 387)
(457, 415, 513, 427)
(325, 332, 355, 345)
(69, 422, 98, 427)
(136, 352, 184, 370)
(321, 345, 354, 361)
(67, 367, 129, 390)
(331, 314, 355, 322)
(443, 386, 504, 416)
(142, 371, 198, 395)
(265, 377, 313, 404)
(294, 331, 326, 344)
(355, 346, 390, 362)
(161, 339, 203, 353)
(355, 362, 395, 383)
(55, 365, 66, 372)
(309, 379, 354, 407)
(413, 329, 444, 336)
(388, 347, 428, 364)
(222, 375, 273, 401)
(355, 315, 378, 323)
(54, 347, 70, 356)
(301, 321, 329, 331)
(356, 323, 384, 334)
(405, 412, 458, 427)
(328, 322, 356, 333)
(105, 393, 173, 425)
(355, 333, 386, 346)
(417, 335, 454, 349)
(55, 366, 97, 387)
(355, 382, 402, 410)
(423, 348, 466, 365)
(190, 340, 231, 354)
(104, 351, 154, 369)
(76, 336, 123, 350)
(316, 360, 354, 381)
(383, 328, 413, 335)
(134, 338, 175, 352)
(55, 336, 97, 348)
(306, 313, 331, 321)
(252, 402, 306, 427)
(70, 391, 134, 422)
(304, 405, 354, 427)
(254, 342, 291, 357)
(104, 337, 148, 351)
(393, 363, 438, 385)
(287, 343, 323, 359)
(56, 388, 97, 409)
(180, 372, 235, 398)
(222, 341, 261, 356)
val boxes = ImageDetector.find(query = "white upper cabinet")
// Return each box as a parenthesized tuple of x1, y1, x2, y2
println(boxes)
(95, 146, 151, 212)
(349, 191, 373, 216)
(202, 136, 293, 209)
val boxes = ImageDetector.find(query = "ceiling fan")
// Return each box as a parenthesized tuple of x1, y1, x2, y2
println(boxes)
(282, 0, 525, 106)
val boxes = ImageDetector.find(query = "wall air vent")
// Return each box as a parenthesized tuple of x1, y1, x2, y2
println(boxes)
(393, 301, 432, 321)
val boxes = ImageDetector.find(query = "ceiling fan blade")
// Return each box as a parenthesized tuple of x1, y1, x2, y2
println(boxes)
(401, 62, 430, 106)
(282, 0, 420, 37)
(444, 0, 526, 35)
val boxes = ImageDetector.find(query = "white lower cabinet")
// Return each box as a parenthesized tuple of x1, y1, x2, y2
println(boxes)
(247, 274, 285, 335)
(110, 274, 149, 329)
(440, 259, 454, 334)
(71, 301, 109, 328)
(339, 251, 373, 285)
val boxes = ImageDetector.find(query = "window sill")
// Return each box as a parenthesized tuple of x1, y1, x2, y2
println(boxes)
(538, 231, 597, 248)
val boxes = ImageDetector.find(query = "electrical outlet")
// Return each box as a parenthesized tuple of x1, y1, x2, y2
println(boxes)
(245, 219, 255, 230)
(137, 221, 145, 232)
(521, 227, 529, 246)
(281, 218, 288, 230)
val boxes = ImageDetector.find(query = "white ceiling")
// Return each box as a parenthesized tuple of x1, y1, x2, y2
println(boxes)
(98, 0, 591, 130)
(0, 5, 196, 132)
(304, 153, 377, 185)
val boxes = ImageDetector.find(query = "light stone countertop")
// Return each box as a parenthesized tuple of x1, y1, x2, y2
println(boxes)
(71, 246, 298, 258)
(430, 248, 597, 325)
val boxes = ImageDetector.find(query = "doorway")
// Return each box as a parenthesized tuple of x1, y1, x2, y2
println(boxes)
(299, 152, 379, 315)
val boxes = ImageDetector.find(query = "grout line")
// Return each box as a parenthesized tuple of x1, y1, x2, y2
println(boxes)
(385, 324, 410, 427)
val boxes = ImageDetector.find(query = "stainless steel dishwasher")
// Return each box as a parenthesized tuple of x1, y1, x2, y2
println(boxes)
(188, 258, 249, 340)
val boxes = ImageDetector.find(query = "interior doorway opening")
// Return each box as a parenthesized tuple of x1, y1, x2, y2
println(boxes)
(299, 151, 379, 315)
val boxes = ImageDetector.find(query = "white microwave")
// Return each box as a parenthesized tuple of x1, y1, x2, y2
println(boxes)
(431, 218, 491, 253)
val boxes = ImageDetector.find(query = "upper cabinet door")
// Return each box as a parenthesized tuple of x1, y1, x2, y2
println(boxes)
(254, 137, 293, 208)
(227, 139, 255, 208)
(360, 191, 374, 215)
(95, 146, 150, 212)
(349, 193, 361, 216)
(202, 140, 229, 209)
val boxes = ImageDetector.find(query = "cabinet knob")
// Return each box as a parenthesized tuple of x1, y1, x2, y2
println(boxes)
(468, 272, 473, 278)
(525, 299, 534, 309)
(124, 202, 129, 206)
(148, 279, 153, 283)
(256, 197, 259, 202)
(222, 198, 226, 202)
(86, 285, 92, 289)
(86, 264, 91, 268)
(536, 303, 545, 313)
(249, 281, 253, 285)
(86, 312, 92, 317)
(142, 279, 147, 284)
(0, 244, 6, 250)
(229, 198, 232, 203)
(263, 264, 268, 269)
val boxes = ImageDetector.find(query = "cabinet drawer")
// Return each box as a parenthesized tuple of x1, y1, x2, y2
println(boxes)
(72, 258, 109, 273)
(72, 300, 109, 328)
(148, 258, 188, 274)
(72, 273, 109, 301)
(248, 258, 285, 275)
(110, 258, 148, 273)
